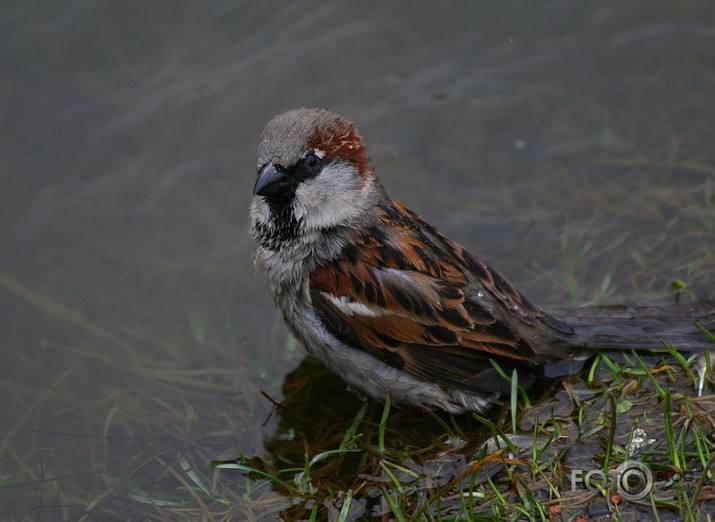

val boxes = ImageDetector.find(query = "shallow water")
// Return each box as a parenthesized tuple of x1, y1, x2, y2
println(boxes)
(1, 1, 714, 519)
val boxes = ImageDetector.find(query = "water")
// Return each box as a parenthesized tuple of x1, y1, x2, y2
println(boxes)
(1, 1, 713, 519)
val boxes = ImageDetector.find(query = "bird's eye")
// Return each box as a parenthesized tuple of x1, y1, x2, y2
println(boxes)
(303, 152, 321, 171)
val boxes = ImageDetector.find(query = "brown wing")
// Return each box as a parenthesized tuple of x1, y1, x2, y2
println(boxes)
(309, 201, 566, 394)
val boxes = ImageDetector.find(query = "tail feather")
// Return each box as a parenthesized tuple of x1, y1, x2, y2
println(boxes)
(551, 301, 715, 352)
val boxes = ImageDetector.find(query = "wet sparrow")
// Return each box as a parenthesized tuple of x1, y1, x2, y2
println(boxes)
(249, 107, 714, 413)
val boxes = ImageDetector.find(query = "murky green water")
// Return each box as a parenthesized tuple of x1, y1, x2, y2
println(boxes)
(1, 1, 713, 519)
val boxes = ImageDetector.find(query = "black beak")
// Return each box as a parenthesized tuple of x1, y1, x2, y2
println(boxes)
(253, 163, 292, 197)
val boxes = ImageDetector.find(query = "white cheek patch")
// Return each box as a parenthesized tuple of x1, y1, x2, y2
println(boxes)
(293, 163, 372, 230)
(322, 293, 380, 317)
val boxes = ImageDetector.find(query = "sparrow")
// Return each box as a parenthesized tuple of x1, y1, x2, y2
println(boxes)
(249, 107, 714, 414)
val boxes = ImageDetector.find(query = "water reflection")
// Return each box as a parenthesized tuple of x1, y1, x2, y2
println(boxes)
(222, 357, 495, 520)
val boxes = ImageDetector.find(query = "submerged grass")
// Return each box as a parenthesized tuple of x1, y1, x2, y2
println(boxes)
(218, 338, 715, 521)
(2, 209, 713, 520)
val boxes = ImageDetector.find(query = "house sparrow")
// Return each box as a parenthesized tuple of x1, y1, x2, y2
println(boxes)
(249, 107, 714, 413)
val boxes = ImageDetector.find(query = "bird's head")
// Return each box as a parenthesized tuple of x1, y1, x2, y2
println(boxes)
(250, 108, 385, 251)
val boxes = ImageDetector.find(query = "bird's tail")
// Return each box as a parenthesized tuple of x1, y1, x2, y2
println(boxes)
(552, 301, 715, 352)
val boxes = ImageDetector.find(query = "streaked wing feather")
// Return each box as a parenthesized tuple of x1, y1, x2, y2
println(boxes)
(309, 203, 546, 393)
